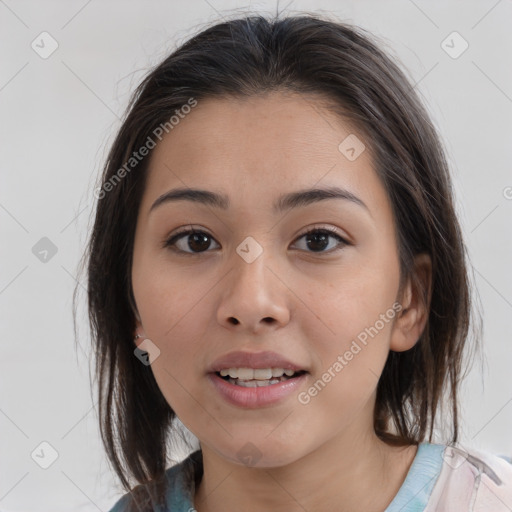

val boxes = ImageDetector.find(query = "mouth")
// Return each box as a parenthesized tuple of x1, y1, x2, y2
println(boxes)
(209, 368, 309, 408)
(207, 350, 309, 407)
(215, 367, 308, 387)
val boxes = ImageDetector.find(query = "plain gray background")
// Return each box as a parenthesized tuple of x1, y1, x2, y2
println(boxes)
(1, 1, 511, 510)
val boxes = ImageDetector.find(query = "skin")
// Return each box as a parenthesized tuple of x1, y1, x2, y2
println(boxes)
(131, 91, 432, 512)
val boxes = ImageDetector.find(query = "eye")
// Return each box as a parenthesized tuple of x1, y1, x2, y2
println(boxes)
(291, 226, 349, 254)
(163, 227, 220, 255)
(163, 225, 349, 255)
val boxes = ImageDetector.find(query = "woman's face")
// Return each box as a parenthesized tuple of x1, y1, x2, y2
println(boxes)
(131, 92, 424, 467)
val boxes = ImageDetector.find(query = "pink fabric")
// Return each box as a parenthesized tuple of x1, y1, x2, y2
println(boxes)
(425, 445, 512, 511)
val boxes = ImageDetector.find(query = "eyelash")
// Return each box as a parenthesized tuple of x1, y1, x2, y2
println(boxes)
(162, 225, 349, 256)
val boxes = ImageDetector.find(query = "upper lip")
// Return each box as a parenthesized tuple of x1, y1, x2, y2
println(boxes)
(208, 350, 306, 373)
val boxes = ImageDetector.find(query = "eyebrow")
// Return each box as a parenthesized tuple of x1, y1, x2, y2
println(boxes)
(149, 186, 370, 216)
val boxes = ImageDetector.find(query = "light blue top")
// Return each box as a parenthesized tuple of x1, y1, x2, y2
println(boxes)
(109, 442, 446, 511)
(384, 442, 444, 511)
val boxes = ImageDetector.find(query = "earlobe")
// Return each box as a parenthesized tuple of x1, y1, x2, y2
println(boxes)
(134, 332, 143, 347)
(390, 253, 432, 352)
(133, 318, 145, 346)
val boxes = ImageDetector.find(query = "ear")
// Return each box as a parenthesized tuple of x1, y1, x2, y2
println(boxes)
(390, 253, 432, 352)
(129, 289, 145, 345)
(133, 317, 145, 347)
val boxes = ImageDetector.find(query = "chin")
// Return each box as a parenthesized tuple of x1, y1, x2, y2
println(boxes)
(211, 435, 308, 469)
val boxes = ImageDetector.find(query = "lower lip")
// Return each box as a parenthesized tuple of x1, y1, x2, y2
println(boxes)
(208, 372, 308, 408)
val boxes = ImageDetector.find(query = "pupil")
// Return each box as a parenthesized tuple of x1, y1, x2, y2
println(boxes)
(189, 233, 210, 252)
(307, 232, 328, 251)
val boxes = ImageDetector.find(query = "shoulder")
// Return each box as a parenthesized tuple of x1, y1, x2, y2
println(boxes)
(107, 450, 202, 512)
(108, 492, 131, 512)
(425, 443, 512, 511)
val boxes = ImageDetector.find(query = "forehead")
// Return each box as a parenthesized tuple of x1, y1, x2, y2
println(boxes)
(150, 91, 362, 166)
(140, 91, 385, 218)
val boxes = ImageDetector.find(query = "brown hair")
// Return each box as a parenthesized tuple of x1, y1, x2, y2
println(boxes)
(74, 11, 480, 510)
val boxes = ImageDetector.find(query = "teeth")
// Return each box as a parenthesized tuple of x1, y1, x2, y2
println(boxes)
(218, 367, 298, 380)
(254, 368, 272, 379)
(229, 377, 283, 387)
(237, 368, 255, 380)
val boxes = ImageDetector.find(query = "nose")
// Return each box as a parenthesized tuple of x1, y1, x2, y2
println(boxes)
(216, 243, 291, 334)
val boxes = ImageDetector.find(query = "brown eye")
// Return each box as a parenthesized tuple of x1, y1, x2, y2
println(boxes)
(164, 229, 220, 254)
(163, 226, 348, 256)
(291, 227, 348, 254)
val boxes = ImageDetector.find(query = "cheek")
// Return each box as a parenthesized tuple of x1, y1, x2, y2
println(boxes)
(132, 263, 215, 385)
(303, 266, 397, 349)
(297, 260, 399, 404)
(134, 258, 207, 336)
(296, 314, 394, 434)
(144, 310, 210, 418)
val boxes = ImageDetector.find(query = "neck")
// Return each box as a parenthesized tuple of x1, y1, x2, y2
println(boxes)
(194, 424, 417, 512)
